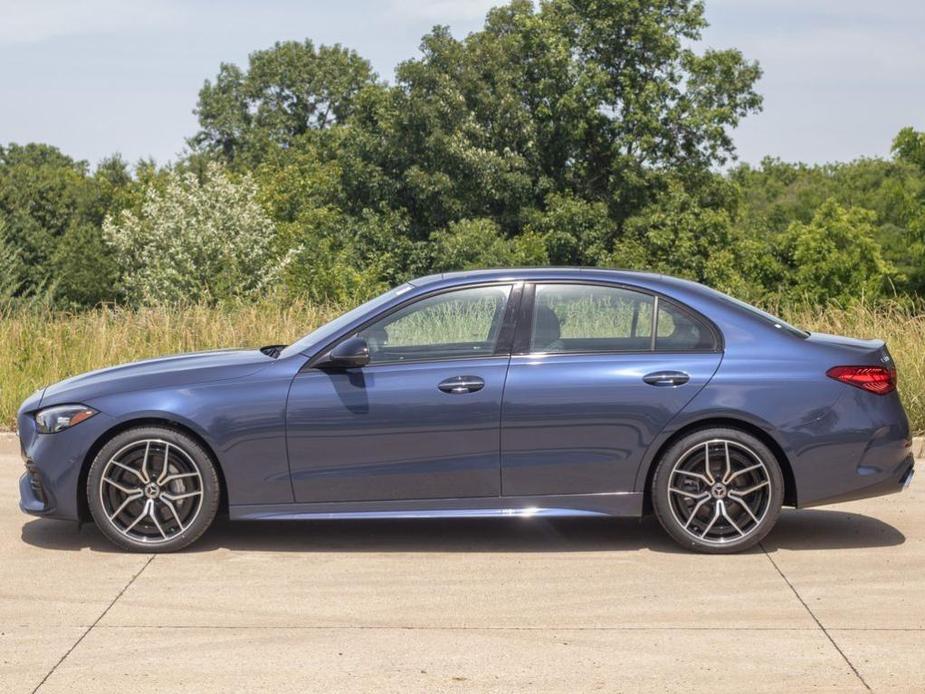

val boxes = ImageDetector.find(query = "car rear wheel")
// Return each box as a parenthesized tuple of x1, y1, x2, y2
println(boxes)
(87, 426, 220, 553)
(651, 428, 784, 554)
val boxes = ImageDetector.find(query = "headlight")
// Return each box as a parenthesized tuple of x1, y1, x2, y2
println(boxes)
(35, 405, 98, 434)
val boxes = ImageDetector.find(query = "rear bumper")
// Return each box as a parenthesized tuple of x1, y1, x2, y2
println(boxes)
(788, 382, 914, 508)
(799, 453, 914, 508)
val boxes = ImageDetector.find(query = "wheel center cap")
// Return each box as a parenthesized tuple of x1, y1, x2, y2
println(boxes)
(710, 483, 727, 499)
(143, 482, 160, 499)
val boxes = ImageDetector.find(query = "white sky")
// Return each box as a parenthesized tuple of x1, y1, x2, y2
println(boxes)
(0, 0, 922, 168)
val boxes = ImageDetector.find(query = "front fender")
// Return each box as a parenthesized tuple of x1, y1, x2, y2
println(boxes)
(87, 368, 296, 508)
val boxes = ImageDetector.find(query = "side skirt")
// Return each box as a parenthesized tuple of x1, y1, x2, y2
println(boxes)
(229, 492, 643, 521)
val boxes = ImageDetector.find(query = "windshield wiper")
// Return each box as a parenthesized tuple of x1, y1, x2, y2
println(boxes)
(259, 344, 287, 359)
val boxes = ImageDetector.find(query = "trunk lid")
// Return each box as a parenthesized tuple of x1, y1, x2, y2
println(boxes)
(806, 332, 889, 364)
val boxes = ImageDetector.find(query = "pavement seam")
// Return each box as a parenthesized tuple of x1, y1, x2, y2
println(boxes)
(87, 624, 825, 631)
(17, 624, 925, 631)
(760, 542, 870, 692)
(30, 554, 155, 693)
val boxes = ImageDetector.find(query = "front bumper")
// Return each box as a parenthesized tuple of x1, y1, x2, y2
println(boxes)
(17, 408, 115, 521)
(19, 465, 52, 515)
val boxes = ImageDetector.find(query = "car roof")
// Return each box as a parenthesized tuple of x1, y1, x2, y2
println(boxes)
(407, 267, 718, 300)
(409, 267, 652, 285)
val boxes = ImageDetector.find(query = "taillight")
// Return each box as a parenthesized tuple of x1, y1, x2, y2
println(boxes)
(826, 365, 897, 395)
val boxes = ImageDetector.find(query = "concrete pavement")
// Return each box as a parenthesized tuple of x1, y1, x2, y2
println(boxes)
(1, 432, 922, 692)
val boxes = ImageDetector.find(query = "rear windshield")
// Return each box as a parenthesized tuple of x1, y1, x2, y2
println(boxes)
(715, 292, 809, 338)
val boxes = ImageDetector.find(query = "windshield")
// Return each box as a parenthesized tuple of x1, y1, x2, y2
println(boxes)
(279, 284, 414, 359)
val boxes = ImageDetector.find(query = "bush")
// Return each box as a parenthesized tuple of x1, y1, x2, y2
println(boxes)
(103, 163, 283, 304)
(776, 199, 898, 304)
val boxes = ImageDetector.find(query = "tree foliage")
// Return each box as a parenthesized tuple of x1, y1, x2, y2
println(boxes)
(0, 215, 23, 301)
(2, 1, 924, 310)
(0, 144, 130, 306)
(893, 127, 925, 172)
(191, 40, 377, 165)
(337, 0, 761, 237)
(774, 199, 897, 304)
(611, 179, 759, 297)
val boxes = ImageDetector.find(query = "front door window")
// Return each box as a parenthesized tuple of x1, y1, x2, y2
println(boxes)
(357, 285, 512, 364)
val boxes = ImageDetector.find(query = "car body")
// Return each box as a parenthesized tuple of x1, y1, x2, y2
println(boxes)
(17, 268, 915, 552)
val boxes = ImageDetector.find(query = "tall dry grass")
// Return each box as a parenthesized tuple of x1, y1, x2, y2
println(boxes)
(1, 298, 923, 432)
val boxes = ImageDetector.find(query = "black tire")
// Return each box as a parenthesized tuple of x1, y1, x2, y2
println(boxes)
(651, 427, 784, 554)
(87, 426, 220, 553)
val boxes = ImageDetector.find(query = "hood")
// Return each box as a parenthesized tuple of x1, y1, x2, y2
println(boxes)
(38, 349, 274, 408)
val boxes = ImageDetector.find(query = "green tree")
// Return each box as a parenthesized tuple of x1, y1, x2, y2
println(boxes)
(731, 156, 924, 235)
(242, 0, 762, 294)
(0, 144, 92, 294)
(0, 144, 136, 305)
(281, 208, 418, 304)
(0, 215, 24, 301)
(730, 154, 925, 292)
(523, 193, 614, 265)
(343, 0, 761, 238)
(893, 127, 925, 172)
(192, 40, 378, 165)
(51, 223, 120, 307)
(609, 179, 764, 297)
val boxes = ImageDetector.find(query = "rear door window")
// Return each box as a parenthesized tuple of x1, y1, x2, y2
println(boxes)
(530, 284, 655, 353)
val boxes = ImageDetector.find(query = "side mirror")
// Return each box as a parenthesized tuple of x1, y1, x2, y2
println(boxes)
(318, 336, 370, 369)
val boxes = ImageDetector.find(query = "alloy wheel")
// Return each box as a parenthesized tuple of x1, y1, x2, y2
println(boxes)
(666, 439, 772, 546)
(98, 439, 204, 544)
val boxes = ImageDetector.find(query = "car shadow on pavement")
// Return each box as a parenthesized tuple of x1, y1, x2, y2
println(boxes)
(20, 507, 904, 554)
(761, 508, 906, 551)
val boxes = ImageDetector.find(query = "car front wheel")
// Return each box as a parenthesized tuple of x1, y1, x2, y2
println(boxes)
(652, 428, 784, 554)
(87, 426, 220, 552)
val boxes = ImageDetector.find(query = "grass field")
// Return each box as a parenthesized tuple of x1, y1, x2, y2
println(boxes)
(1, 299, 923, 432)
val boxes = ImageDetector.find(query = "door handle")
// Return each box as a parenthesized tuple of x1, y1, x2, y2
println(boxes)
(643, 371, 690, 387)
(438, 376, 485, 394)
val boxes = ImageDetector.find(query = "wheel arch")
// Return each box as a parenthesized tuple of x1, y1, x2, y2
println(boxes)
(639, 417, 797, 513)
(77, 417, 229, 523)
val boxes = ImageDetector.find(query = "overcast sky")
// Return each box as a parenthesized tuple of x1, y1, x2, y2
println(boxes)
(1, 0, 922, 169)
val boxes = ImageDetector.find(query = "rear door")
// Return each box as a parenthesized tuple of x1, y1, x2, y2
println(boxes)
(500, 282, 722, 496)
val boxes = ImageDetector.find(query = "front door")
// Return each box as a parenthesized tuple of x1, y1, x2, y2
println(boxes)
(501, 282, 723, 496)
(287, 284, 516, 503)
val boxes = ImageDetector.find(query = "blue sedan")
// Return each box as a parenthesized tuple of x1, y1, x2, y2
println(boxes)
(17, 268, 915, 553)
